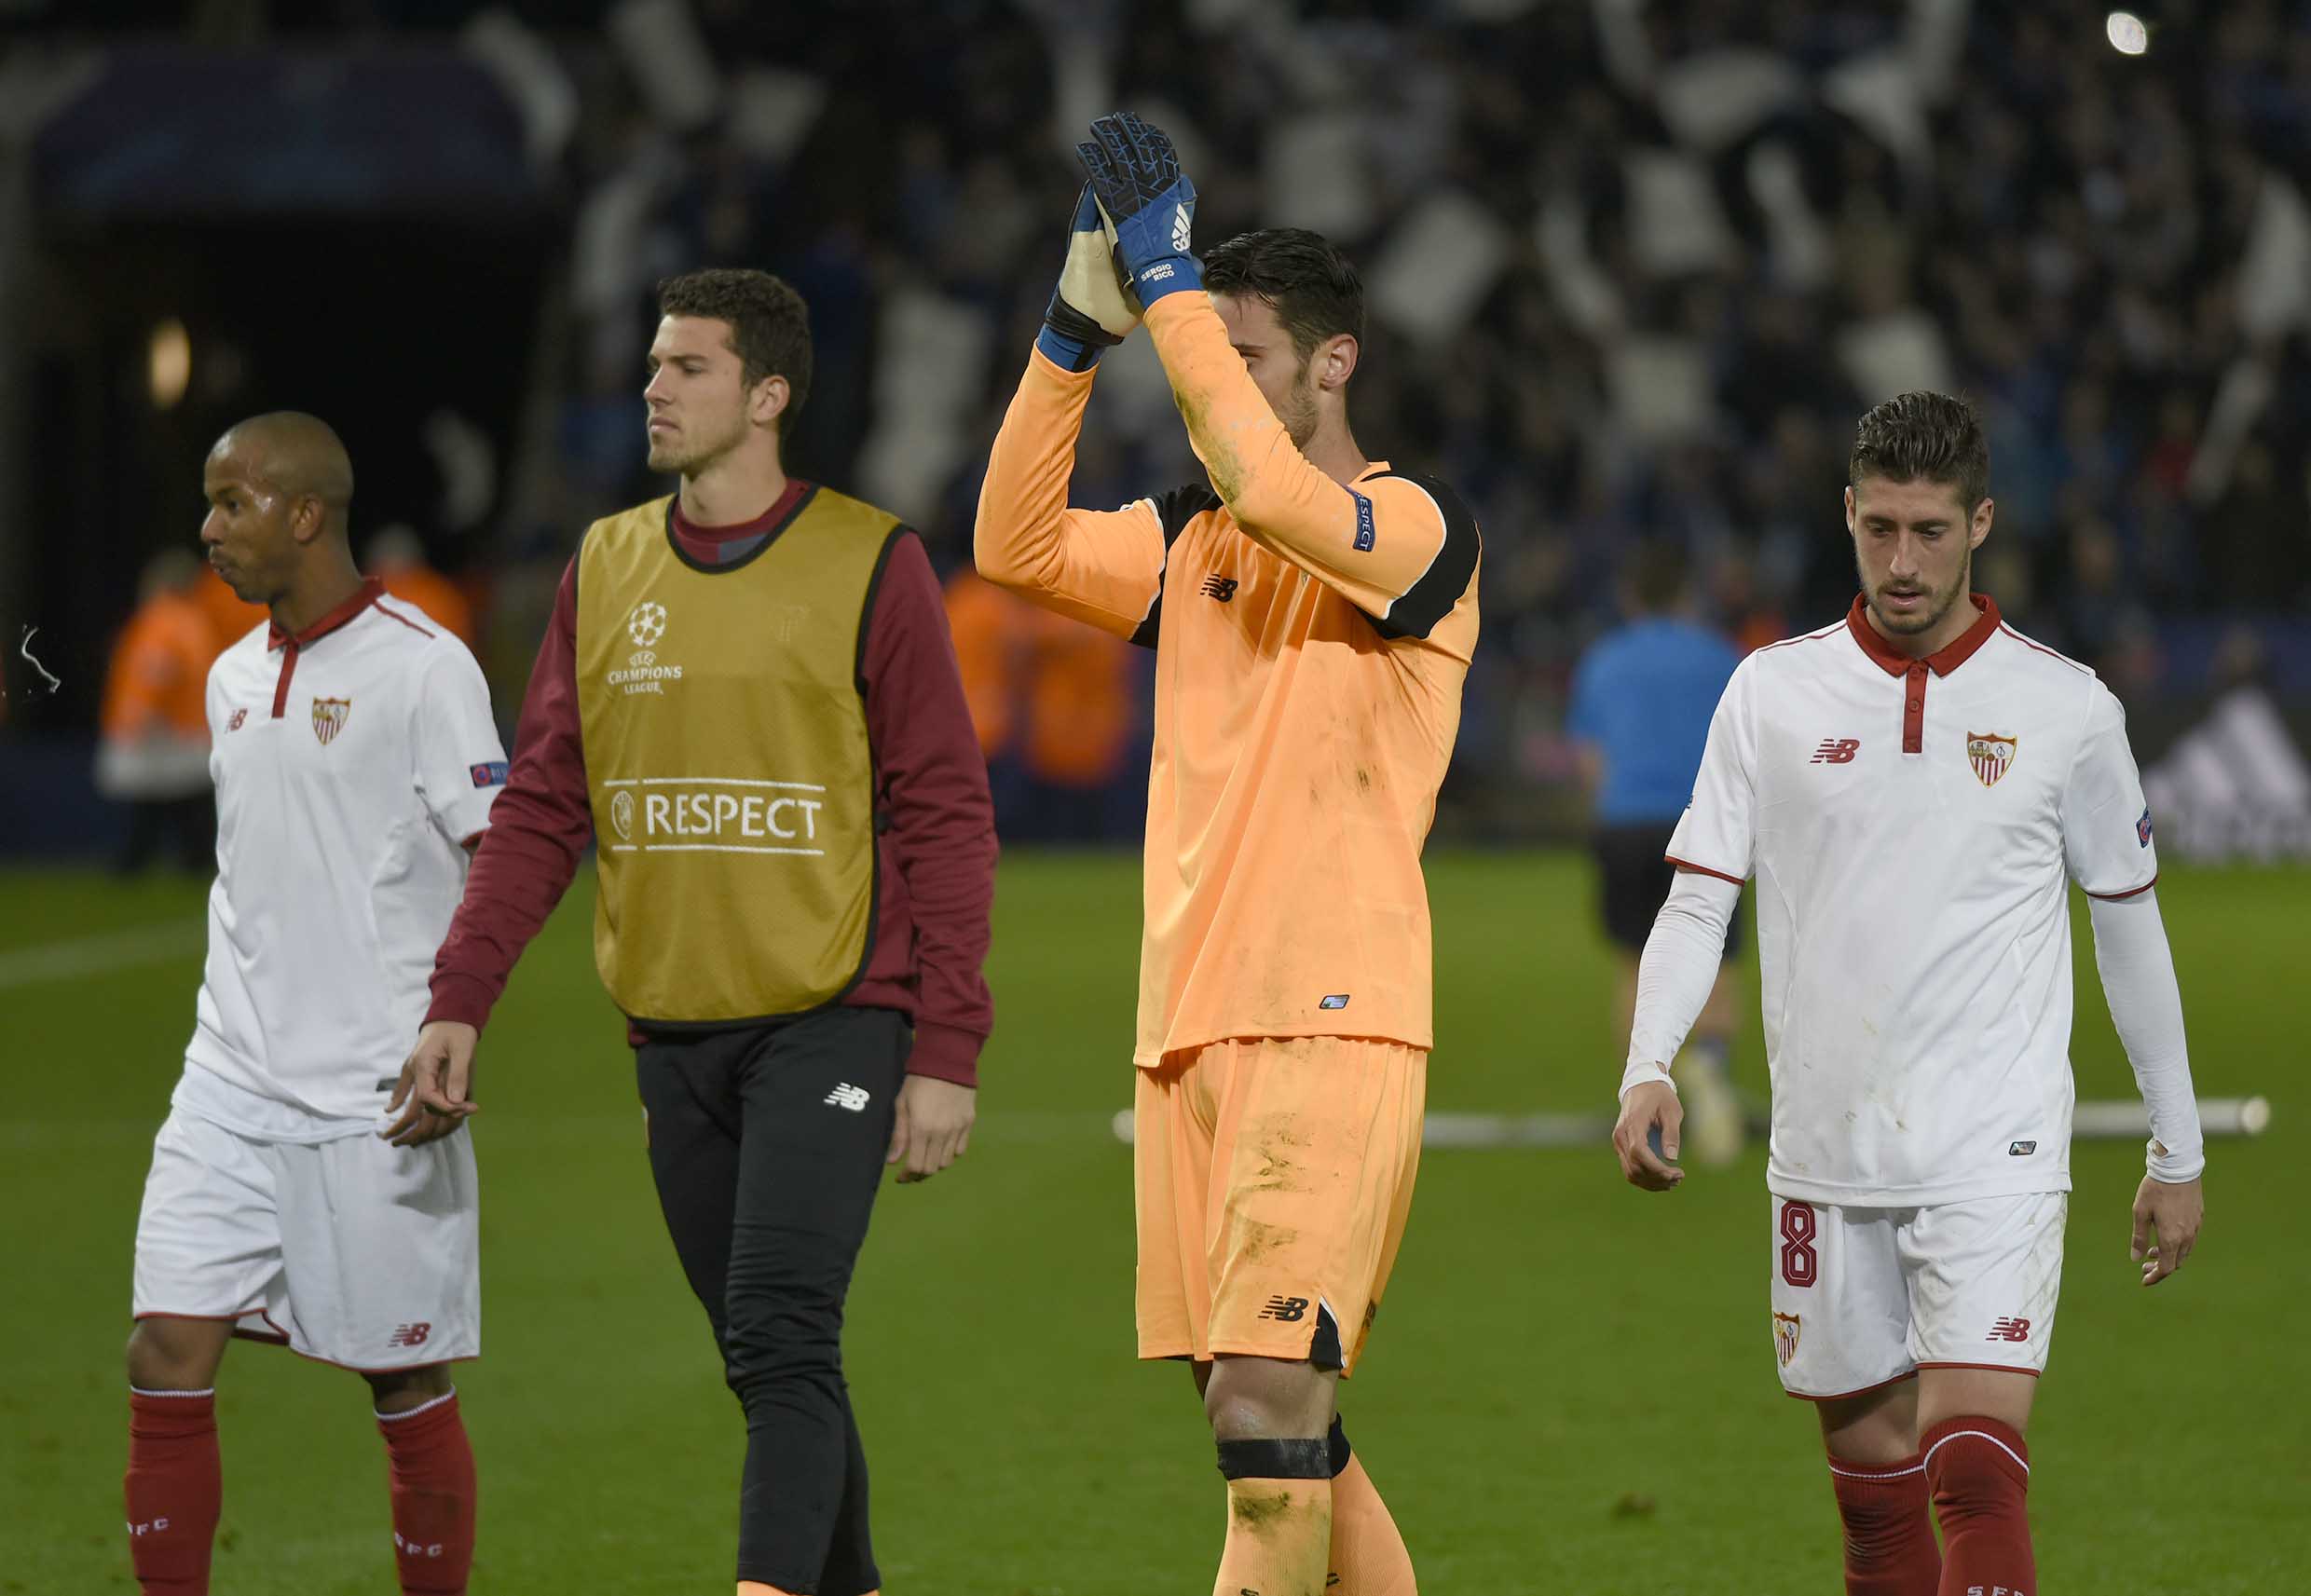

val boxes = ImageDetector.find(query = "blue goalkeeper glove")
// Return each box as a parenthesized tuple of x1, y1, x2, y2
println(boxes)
(1076, 111, 1200, 307)
(1038, 184, 1143, 373)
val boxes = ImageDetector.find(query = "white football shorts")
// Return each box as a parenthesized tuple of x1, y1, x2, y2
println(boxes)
(1767, 1192, 2065, 1399)
(132, 1105, 479, 1371)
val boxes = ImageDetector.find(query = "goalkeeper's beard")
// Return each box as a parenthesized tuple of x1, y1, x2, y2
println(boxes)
(1277, 361, 1321, 450)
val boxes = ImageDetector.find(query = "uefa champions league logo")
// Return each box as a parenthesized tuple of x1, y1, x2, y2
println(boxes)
(628, 602, 666, 648)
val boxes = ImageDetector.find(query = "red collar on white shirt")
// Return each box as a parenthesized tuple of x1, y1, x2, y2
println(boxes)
(1843, 592, 2000, 678)
(268, 577, 385, 652)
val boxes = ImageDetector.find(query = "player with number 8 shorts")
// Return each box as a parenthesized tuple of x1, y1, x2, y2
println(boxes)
(978, 112, 1483, 1595)
(1613, 391, 2207, 1596)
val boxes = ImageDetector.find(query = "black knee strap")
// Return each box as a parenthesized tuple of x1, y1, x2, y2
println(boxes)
(1217, 1437, 1333, 1480)
(1327, 1416, 1350, 1478)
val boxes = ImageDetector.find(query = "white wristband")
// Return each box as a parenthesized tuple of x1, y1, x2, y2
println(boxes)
(2145, 1137, 2206, 1184)
(1619, 1060, 1676, 1100)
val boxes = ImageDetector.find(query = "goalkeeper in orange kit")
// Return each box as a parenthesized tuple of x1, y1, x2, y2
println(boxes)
(978, 114, 1482, 1595)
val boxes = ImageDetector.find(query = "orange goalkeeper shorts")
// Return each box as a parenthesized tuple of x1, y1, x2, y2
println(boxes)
(1134, 1035, 1425, 1376)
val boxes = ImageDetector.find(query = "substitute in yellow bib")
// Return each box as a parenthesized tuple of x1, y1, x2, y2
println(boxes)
(392, 269, 996, 1596)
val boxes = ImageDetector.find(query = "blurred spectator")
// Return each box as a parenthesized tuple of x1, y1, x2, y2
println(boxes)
(1566, 540, 1745, 1164)
(96, 550, 216, 875)
(42, 0, 2311, 843)
(945, 568, 1024, 764)
(1019, 612, 1140, 843)
(193, 565, 267, 655)
(945, 566, 1142, 841)
(366, 525, 477, 646)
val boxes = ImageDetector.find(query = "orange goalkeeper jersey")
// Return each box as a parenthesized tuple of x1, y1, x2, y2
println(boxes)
(976, 293, 1481, 1066)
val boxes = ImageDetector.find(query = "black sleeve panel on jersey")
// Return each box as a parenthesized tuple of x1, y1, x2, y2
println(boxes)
(1365, 469, 1482, 642)
(1127, 483, 1222, 650)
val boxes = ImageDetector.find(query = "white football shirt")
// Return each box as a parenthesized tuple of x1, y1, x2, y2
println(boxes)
(1667, 596, 2158, 1207)
(180, 579, 506, 1129)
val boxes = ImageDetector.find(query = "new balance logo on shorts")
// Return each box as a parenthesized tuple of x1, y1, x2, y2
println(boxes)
(825, 1084, 871, 1112)
(386, 1323, 432, 1348)
(1985, 1316, 2031, 1343)
(1200, 575, 1238, 602)
(1811, 738, 1860, 764)
(1258, 1295, 1310, 1323)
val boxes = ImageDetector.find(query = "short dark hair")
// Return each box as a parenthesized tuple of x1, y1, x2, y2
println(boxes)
(1849, 390, 1988, 511)
(1200, 227, 1365, 364)
(656, 268, 814, 437)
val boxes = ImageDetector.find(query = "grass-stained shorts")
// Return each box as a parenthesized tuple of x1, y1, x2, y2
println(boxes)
(1134, 1036, 1425, 1376)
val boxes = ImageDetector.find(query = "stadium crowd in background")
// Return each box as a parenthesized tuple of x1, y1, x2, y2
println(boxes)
(36, 0, 2311, 844)
(503, 0, 2311, 826)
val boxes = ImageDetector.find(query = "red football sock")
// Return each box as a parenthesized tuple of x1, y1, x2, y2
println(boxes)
(376, 1390, 477, 1595)
(1922, 1415, 2034, 1596)
(1827, 1453, 1940, 1595)
(125, 1387, 222, 1595)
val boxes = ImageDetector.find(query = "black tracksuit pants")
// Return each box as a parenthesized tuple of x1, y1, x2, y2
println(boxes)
(636, 1005, 910, 1595)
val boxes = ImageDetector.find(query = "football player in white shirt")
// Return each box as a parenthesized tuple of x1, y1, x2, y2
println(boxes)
(1612, 392, 2206, 1596)
(123, 413, 504, 1596)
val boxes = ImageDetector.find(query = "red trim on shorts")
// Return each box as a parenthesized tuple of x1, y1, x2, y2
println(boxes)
(1664, 854, 1744, 886)
(281, 1344, 478, 1377)
(1785, 1369, 1920, 1403)
(1913, 1361, 2040, 1378)
(135, 1309, 474, 1373)
(2085, 875, 2157, 901)
(134, 1308, 288, 1341)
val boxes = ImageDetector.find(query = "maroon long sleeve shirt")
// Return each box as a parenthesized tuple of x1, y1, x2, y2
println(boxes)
(427, 483, 997, 1084)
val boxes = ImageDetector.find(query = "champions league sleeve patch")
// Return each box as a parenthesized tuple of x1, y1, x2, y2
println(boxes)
(471, 760, 510, 789)
(2138, 805, 2154, 847)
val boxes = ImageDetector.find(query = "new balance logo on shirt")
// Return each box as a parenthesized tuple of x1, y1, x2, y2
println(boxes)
(824, 1084, 871, 1112)
(1811, 738, 1861, 764)
(1200, 575, 1238, 603)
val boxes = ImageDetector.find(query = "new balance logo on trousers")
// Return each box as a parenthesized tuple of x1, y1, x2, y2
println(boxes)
(824, 1084, 871, 1112)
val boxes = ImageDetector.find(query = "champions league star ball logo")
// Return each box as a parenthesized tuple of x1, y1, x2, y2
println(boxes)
(628, 601, 667, 648)
(1966, 730, 2017, 788)
(1771, 1311, 1801, 1368)
(609, 789, 635, 842)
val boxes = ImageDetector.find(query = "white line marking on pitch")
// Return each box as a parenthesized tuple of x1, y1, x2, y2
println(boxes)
(0, 921, 205, 991)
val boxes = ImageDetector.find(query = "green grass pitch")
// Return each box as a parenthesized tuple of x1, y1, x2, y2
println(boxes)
(5, 853, 2304, 1591)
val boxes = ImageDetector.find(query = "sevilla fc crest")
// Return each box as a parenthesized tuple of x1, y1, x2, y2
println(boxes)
(311, 696, 351, 745)
(1966, 730, 2017, 787)
(1772, 1311, 1801, 1368)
